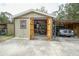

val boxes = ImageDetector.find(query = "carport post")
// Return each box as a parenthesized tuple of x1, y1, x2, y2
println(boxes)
(53, 20, 56, 40)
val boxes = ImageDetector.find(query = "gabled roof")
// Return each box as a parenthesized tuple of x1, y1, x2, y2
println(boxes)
(13, 9, 53, 18)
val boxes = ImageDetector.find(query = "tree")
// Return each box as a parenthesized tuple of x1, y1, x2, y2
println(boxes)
(56, 3, 79, 20)
(36, 6, 48, 13)
(0, 12, 9, 23)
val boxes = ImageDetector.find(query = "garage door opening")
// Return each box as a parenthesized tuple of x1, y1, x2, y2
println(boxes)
(34, 19, 47, 36)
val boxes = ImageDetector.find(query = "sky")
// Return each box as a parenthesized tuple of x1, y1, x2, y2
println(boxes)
(0, 0, 78, 15)
(0, 3, 61, 15)
(0, 0, 78, 3)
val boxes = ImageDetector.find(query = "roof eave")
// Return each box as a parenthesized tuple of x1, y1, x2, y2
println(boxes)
(13, 9, 53, 18)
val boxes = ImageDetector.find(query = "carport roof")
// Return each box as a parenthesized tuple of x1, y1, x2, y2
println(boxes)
(13, 9, 53, 18)
(55, 20, 79, 24)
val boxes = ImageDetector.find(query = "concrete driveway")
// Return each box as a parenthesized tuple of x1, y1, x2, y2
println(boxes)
(0, 37, 79, 56)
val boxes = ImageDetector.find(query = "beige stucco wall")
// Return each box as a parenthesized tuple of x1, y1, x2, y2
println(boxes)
(7, 24, 14, 35)
(15, 18, 30, 38)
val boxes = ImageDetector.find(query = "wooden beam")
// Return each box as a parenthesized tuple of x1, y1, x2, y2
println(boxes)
(30, 17, 34, 40)
(47, 16, 52, 41)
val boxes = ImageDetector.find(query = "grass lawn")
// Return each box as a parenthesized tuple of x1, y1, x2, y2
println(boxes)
(0, 35, 14, 42)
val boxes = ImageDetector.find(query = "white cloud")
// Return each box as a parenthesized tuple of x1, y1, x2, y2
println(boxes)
(0, 3, 61, 15)
(0, 0, 79, 16)
(0, 0, 79, 3)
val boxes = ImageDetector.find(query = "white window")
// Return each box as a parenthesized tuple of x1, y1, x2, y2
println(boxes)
(20, 20, 26, 29)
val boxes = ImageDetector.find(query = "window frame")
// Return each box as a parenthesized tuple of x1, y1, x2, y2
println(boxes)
(20, 20, 27, 29)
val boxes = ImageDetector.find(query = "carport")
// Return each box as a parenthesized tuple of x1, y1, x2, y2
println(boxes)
(0, 24, 7, 35)
(54, 20, 79, 37)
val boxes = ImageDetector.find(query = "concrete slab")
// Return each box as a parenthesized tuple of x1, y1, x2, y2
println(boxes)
(0, 37, 79, 56)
